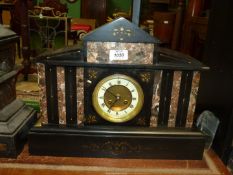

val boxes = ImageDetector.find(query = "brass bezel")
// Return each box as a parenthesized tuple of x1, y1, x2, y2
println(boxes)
(92, 74, 144, 123)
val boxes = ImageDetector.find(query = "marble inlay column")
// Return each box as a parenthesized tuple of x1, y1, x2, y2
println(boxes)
(37, 63, 47, 125)
(168, 71, 182, 127)
(150, 71, 162, 127)
(38, 64, 85, 125)
(186, 71, 200, 128)
(76, 68, 84, 125)
(57, 67, 66, 124)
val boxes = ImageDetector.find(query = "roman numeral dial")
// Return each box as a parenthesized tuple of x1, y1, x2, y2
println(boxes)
(92, 74, 144, 123)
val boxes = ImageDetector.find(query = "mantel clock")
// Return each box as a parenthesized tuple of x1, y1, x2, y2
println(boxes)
(28, 17, 208, 160)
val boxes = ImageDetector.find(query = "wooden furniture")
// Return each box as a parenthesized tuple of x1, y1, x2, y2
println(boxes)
(180, 0, 209, 60)
(151, 0, 186, 50)
(81, 0, 107, 27)
(153, 11, 176, 46)
(181, 16, 208, 60)
(0, 145, 231, 175)
(15, 0, 31, 80)
(170, 0, 185, 50)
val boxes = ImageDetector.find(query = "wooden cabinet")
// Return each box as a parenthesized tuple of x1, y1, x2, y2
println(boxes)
(180, 16, 208, 60)
(180, 0, 211, 60)
(81, 0, 107, 27)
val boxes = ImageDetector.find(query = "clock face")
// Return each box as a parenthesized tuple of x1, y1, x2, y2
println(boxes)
(92, 74, 144, 123)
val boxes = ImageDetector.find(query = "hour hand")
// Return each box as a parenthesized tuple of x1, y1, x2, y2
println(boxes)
(109, 99, 117, 109)
(106, 89, 117, 98)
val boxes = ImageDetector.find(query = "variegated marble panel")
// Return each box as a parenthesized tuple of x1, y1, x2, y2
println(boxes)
(38, 64, 84, 125)
(39, 65, 200, 127)
(150, 71, 162, 127)
(186, 71, 200, 128)
(57, 67, 66, 124)
(150, 71, 200, 128)
(37, 63, 47, 125)
(76, 68, 84, 125)
(168, 71, 182, 127)
(87, 42, 154, 64)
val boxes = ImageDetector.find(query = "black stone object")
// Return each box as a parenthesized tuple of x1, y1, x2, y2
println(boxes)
(29, 126, 205, 160)
(29, 46, 207, 160)
(0, 25, 37, 158)
(28, 18, 208, 160)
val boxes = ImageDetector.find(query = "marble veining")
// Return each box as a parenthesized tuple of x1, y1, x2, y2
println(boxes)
(87, 42, 154, 64)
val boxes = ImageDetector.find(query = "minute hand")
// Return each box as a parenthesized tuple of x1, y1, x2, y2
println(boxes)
(109, 95, 120, 109)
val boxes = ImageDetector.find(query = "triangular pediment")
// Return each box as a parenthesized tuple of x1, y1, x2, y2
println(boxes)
(83, 17, 160, 43)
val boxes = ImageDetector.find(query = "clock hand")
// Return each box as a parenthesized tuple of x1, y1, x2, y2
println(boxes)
(109, 95, 120, 109)
(106, 89, 117, 98)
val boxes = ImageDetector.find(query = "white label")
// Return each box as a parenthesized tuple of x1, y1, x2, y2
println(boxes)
(109, 50, 128, 61)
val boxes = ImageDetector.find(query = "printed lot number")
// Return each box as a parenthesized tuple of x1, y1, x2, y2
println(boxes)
(109, 50, 128, 61)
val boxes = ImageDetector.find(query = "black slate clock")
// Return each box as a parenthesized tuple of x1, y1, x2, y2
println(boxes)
(84, 68, 154, 126)
(28, 17, 207, 160)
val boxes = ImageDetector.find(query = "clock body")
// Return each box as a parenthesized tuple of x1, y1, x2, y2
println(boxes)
(28, 17, 206, 160)
(84, 69, 154, 126)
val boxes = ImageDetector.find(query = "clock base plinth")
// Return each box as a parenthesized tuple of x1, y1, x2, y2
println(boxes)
(0, 100, 37, 158)
(28, 126, 205, 160)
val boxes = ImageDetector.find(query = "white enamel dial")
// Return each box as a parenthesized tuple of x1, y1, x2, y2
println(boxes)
(92, 74, 144, 123)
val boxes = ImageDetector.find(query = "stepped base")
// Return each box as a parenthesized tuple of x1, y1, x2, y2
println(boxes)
(0, 100, 37, 158)
(29, 126, 205, 160)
